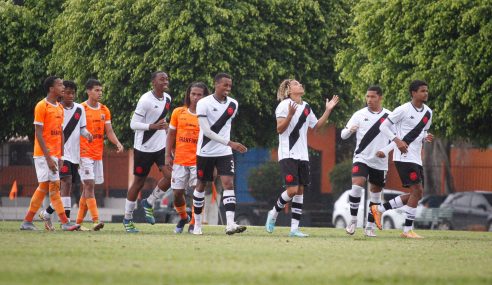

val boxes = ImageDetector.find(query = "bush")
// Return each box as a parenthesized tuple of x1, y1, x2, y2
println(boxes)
(329, 159, 352, 197)
(248, 161, 283, 203)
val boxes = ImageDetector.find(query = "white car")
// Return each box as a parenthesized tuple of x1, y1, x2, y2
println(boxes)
(332, 189, 406, 229)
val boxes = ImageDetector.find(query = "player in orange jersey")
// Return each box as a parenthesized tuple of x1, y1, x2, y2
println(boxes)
(20, 76, 79, 231)
(75, 79, 123, 231)
(165, 82, 208, 233)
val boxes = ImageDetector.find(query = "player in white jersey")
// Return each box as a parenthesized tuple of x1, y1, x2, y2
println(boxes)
(192, 73, 247, 235)
(39, 80, 93, 230)
(265, 79, 339, 237)
(340, 86, 391, 237)
(123, 71, 173, 232)
(371, 80, 434, 239)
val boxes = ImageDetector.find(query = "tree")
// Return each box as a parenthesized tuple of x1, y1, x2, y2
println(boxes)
(48, 0, 354, 147)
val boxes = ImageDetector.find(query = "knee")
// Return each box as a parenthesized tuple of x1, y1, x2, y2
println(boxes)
(222, 181, 234, 190)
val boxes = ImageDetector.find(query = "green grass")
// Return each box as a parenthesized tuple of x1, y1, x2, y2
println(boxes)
(1, 221, 491, 285)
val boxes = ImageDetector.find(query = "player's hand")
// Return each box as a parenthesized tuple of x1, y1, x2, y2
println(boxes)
(150, 119, 167, 130)
(375, 151, 386, 158)
(425, 132, 434, 143)
(287, 102, 298, 118)
(229, 141, 248, 153)
(115, 143, 124, 153)
(46, 156, 57, 174)
(394, 138, 408, 153)
(326, 95, 340, 111)
(349, 124, 359, 133)
(165, 155, 173, 171)
(87, 133, 94, 143)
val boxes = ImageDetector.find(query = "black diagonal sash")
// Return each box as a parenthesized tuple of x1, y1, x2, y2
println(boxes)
(355, 113, 389, 154)
(201, 101, 237, 148)
(63, 107, 83, 143)
(402, 110, 431, 145)
(142, 98, 171, 145)
(288, 104, 311, 150)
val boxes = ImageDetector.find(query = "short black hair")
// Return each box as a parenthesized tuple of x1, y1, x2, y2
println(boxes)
(185, 82, 209, 107)
(409, 80, 428, 95)
(214, 73, 232, 83)
(85, 78, 102, 90)
(151, 71, 167, 81)
(367, 85, 382, 96)
(44, 76, 60, 93)
(63, 80, 77, 92)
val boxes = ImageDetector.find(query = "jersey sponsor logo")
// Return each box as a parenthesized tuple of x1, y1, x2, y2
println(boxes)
(201, 101, 237, 148)
(288, 104, 311, 150)
(409, 171, 418, 181)
(50, 129, 62, 136)
(285, 174, 294, 183)
(178, 136, 198, 144)
(355, 113, 389, 155)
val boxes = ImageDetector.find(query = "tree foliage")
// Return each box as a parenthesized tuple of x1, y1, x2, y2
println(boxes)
(48, 0, 353, 147)
(336, 0, 492, 146)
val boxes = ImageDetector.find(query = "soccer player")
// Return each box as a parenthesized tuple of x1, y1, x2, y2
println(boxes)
(19, 76, 79, 231)
(192, 73, 247, 235)
(165, 82, 208, 233)
(122, 71, 172, 232)
(265, 79, 339, 237)
(75, 79, 123, 231)
(372, 80, 433, 239)
(39, 80, 93, 230)
(340, 86, 391, 237)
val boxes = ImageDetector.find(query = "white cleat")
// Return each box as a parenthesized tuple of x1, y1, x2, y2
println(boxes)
(345, 221, 356, 235)
(364, 228, 377, 237)
(39, 211, 55, 231)
(225, 223, 247, 235)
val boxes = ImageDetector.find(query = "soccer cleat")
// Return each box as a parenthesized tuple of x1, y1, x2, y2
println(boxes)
(364, 228, 377, 237)
(93, 221, 104, 231)
(225, 223, 247, 235)
(188, 224, 194, 234)
(192, 226, 203, 235)
(77, 225, 90, 231)
(174, 216, 191, 234)
(141, 199, 155, 225)
(289, 229, 309, 237)
(370, 205, 383, 230)
(400, 230, 423, 239)
(61, 222, 80, 231)
(265, 210, 276, 233)
(123, 219, 139, 233)
(345, 221, 356, 235)
(20, 221, 38, 231)
(39, 211, 55, 231)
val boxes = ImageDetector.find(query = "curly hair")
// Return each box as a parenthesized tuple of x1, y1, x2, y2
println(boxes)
(184, 82, 209, 107)
(276, 79, 294, 101)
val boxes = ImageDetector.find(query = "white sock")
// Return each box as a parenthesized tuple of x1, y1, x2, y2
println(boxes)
(193, 190, 205, 227)
(291, 195, 304, 232)
(222, 190, 236, 227)
(147, 185, 165, 206)
(124, 199, 137, 220)
(369, 191, 381, 204)
(349, 185, 363, 222)
(272, 191, 292, 219)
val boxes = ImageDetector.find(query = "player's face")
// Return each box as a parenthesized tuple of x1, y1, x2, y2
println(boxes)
(189, 87, 205, 108)
(153, 73, 169, 92)
(289, 80, 304, 96)
(215, 77, 232, 97)
(62, 87, 76, 105)
(52, 79, 65, 98)
(365, 90, 381, 110)
(412, 85, 429, 103)
(87, 85, 103, 102)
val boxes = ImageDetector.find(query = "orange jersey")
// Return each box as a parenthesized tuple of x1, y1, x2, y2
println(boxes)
(33, 99, 64, 158)
(80, 102, 111, 160)
(169, 107, 199, 166)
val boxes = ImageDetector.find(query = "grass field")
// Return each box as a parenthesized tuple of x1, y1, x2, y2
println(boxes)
(1, 221, 491, 285)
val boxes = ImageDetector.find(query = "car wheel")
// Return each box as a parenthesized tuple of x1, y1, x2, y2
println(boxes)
(438, 221, 452, 231)
(334, 216, 346, 229)
(383, 217, 395, 229)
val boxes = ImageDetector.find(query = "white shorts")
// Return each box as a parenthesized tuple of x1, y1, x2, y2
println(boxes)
(171, 164, 197, 190)
(79, 157, 104, 184)
(34, 156, 60, 182)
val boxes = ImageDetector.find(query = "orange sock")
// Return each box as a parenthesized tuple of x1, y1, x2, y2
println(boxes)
(49, 181, 68, 224)
(174, 204, 188, 220)
(86, 197, 99, 223)
(24, 182, 48, 222)
(76, 197, 87, 225)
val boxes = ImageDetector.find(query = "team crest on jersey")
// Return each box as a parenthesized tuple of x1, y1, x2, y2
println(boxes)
(101, 114, 105, 120)
(227, 107, 234, 116)
(304, 108, 310, 116)
(74, 113, 80, 120)
(166, 102, 170, 110)
(409, 172, 418, 181)
(422, 116, 429, 124)
(379, 117, 386, 123)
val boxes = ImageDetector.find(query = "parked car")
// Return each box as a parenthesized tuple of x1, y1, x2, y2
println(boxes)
(414, 194, 448, 229)
(332, 189, 406, 229)
(437, 191, 492, 231)
(153, 189, 192, 224)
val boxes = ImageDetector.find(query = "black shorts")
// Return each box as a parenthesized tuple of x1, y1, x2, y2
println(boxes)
(351, 162, 386, 187)
(394, 161, 424, 187)
(196, 155, 234, 182)
(133, 148, 166, 177)
(279, 158, 310, 187)
(59, 160, 80, 184)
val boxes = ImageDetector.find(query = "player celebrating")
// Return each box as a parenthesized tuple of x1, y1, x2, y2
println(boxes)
(340, 86, 391, 237)
(372, 80, 433, 239)
(192, 73, 247, 235)
(20, 76, 79, 231)
(165, 82, 208, 233)
(75, 79, 123, 231)
(265, 79, 339, 237)
(123, 71, 172, 232)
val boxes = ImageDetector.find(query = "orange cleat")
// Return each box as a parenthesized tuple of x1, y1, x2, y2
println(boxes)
(370, 205, 382, 230)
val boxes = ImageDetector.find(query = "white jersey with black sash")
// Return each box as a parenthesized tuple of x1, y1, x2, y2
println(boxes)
(63, 102, 87, 164)
(344, 107, 391, 170)
(196, 94, 238, 157)
(276, 98, 318, 162)
(388, 102, 432, 166)
(131, 91, 172, 152)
